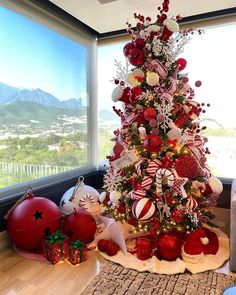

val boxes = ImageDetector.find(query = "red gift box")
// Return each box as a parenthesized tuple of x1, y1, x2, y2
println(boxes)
(43, 231, 69, 264)
(69, 240, 87, 265)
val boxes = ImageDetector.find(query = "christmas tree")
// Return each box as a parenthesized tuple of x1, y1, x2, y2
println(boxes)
(100, 0, 223, 257)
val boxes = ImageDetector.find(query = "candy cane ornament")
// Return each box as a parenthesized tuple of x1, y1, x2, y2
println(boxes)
(156, 168, 174, 195)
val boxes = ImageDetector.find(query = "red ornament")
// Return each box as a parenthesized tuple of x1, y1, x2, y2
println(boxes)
(128, 48, 145, 66)
(116, 203, 126, 214)
(134, 37, 145, 49)
(157, 232, 182, 260)
(144, 107, 157, 121)
(176, 58, 187, 71)
(175, 155, 199, 179)
(62, 209, 97, 244)
(113, 143, 124, 156)
(170, 208, 185, 223)
(119, 87, 131, 104)
(143, 134, 163, 153)
(123, 42, 134, 57)
(136, 238, 151, 260)
(106, 241, 120, 256)
(97, 239, 110, 252)
(130, 86, 142, 104)
(7, 193, 61, 250)
(195, 80, 202, 87)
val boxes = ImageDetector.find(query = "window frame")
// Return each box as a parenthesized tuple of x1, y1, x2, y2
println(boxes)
(0, 0, 98, 200)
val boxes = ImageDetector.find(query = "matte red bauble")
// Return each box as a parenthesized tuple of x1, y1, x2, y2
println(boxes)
(7, 193, 61, 250)
(128, 48, 145, 66)
(157, 233, 182, 260)
(144, 107, 157, 121)
(113, 143, 124, 156)
(175, 154, 199, 179)
(143, 134, 163, 153)
(134, 37, 145, 49)
(62, 209, 96, 244)
(176, 58, 187, 71)
(123, 42, 134, 57)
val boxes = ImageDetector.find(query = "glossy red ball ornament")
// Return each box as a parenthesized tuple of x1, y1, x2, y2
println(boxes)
(175, 154, 199, 179)
(134, 37, 145, 49)
(128, 48, 145, 66)
(7, 193, 61, 250)
(144, 107, 157, 121)
(157, 232, 182, 260)
(123, 42, 134, 57)
(143, 134, 163, 153)
(176, 58, 187, 71)
(62, 208, 96, 244)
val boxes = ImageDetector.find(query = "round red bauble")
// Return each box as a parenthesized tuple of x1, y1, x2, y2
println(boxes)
(113, 143, 124, 156)
(157, 233, 182, 260)
(175, 154, 199, 179)
(170, 208, 185, 223)
(176, 58, 187, 71)
(144, 107, 157, 121)
(123, 42, 134, 57)
(97, 239, 110, 252)
(106, 241, 120, 256)
(116, 203, 126, 214)
(134, 37, 145, 49)
(128, 48, 145, 66)
(62, 209, 96, 244)
(143, 134, 163, 153)
(7, 194, 61, 250)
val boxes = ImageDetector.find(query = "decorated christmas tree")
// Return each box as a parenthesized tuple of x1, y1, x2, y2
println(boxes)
(100, 0, 224, 260)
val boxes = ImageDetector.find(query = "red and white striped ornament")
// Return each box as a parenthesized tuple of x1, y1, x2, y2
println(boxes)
(141, 176, 153, 190)
(132, 198, 155, 221)
(131, 189, 146, 200)
(186, 196, 198, 211)
(146, 160, 161, 176)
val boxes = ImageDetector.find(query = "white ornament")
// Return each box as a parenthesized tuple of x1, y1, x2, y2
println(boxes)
(111, 86, 124, 102)
(138, 126, 147, 140)
(110, 191, 122, 204)
(208, 177, 223, 195)
(163, 19, 179, 33)
(147, 24, 160, 33)
(133, 68, 144, 79)
(146, 72, 159, 86)
(126, 73, 137, 86)
(99, 191, 108, 203)
(59, 177, 99, 214)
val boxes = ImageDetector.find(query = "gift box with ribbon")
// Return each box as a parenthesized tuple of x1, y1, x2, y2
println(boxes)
(42, 230, 69, 264)
(69, 240, 87, 265)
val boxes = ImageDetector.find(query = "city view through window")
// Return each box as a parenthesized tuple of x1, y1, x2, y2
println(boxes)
(98, 23, 236, 179)
(0, 6, 88, 189)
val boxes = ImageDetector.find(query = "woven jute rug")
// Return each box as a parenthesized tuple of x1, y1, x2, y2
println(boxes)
(81, 262, 236, 295)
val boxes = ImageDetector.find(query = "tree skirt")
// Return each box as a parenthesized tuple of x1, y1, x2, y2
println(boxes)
(98, 226, 229, 274)
(81, 262, 236, 295)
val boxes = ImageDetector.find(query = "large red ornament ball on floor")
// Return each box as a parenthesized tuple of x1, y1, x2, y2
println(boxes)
(143, 134, 163, 153)
(175, 154, 199, 179)
(62, 208, 97, 244)
(157, 232, 182, 261)
(7, 193, 61, 250)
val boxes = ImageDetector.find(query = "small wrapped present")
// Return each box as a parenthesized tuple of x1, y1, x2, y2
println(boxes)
(69, 240, 87, 265)
(43, 230, 69, 264)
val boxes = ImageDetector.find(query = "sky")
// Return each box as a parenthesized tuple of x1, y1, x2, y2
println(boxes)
(0, 6, 87, 102)
(98, 23, 236, 128)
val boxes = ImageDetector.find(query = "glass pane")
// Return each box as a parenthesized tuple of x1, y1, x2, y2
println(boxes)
(0, 6, 88, 188)
(98, 42, 125, 161)
(182, 23, 236, 178)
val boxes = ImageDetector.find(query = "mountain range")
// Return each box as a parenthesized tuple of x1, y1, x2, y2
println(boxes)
(0, 82, 82, 109)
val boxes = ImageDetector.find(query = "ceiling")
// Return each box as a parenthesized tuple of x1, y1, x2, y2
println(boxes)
(49, 0, 236, 34)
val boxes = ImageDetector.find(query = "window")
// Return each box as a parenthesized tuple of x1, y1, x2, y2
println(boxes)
(98, 22, 236, 179)
(0, 0, 96, 191)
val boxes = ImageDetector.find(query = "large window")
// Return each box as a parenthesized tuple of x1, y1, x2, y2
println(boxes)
(98, 22, 236, 179)
(0, 1, 96, 190)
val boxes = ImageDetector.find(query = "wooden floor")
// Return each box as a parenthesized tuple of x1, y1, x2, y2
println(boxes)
(0, 248, 107, 295)
(0, 208, 231, 295)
